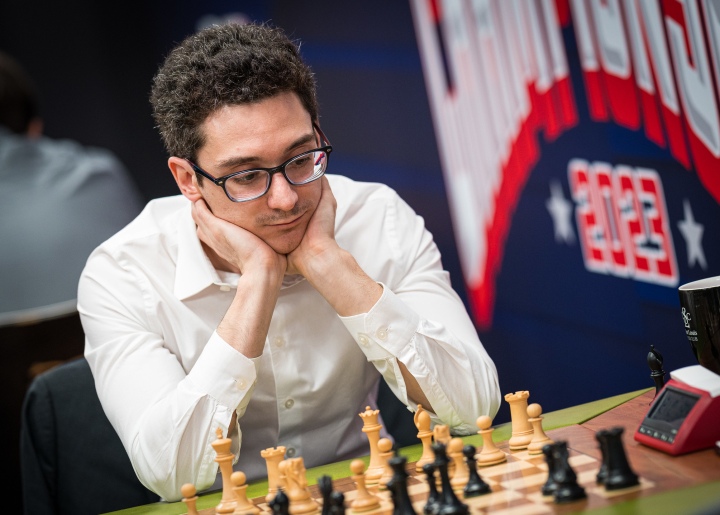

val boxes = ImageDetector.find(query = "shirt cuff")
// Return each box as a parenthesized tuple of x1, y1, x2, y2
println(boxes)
(339, 283, 421, 363)
(188, 331, 259, 409)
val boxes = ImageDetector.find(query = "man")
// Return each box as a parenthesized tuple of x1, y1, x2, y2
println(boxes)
(0, 51, 143, 323)
(78, 22, 500, 502)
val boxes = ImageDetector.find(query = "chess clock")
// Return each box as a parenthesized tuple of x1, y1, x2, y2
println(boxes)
(634, 379, 720, 456)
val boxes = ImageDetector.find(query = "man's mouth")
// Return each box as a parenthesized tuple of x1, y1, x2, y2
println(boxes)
(270, 213, 303, 227)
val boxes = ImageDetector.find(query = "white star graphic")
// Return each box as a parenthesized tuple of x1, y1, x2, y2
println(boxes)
(677, 199, 706, 269)
(546, 180, 575, 244)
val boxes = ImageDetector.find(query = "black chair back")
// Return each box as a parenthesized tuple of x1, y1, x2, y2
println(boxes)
(21, 357, 159, 515)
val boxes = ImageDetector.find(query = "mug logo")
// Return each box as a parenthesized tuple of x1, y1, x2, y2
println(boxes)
(682, 307, 692, 328)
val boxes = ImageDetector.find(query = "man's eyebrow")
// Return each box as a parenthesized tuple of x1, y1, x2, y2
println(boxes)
(214, 132, 316, 171)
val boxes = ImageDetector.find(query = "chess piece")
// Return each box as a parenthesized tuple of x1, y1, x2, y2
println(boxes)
(597, 427, 640, 490)
(329, 491, 346, 515)
(269, 488, 290, 515)
(359, 406, 385, 485)
(231, 471, 261, 514)
(540, 444, 558, 497)
(447, 438, 468, 493)
(461, 445, 490, 498)
(595, 431, 609, 485)
(475, 416, 506, 466)
(378, 437, 395, 490)
(432, 424, 451, 446)
(279, 457, 320, 515)
(262, 446, 287, 503)
(647, 345, 665, 399)
(550, 441, 587, 504)
(180, 483, 199, 515)
(350, 459, 382, 512)
(504, 391, 533, 450)
(414, 405, 435, 472)
(431, 442, 469, 515)
(526, 403, 553, 454)
(386, 454, 417, 515)
(318, 475, 333, 515)
(422, 463, 441, 515)
(432, 425, 454, 477)
(212, 427, 239, 514)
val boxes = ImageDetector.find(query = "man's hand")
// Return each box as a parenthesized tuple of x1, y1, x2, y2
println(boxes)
(192, 198, 287, 278)
(192, 198, 286, 358)
(286, 176, 339, 276)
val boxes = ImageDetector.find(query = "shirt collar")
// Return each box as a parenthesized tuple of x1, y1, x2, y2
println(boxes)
(174, 201, 221, 300)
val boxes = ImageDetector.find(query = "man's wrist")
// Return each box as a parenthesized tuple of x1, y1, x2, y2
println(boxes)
(303, 247, 382, 316)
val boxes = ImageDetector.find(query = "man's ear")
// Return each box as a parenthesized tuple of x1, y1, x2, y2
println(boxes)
(168, 157, 203, 201)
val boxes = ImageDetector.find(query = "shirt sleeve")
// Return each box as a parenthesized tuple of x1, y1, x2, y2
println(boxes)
(338, 190, 501, 435)
(78, 250, 258, 501)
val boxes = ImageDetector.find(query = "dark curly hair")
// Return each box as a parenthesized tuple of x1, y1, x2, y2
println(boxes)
(150, 22, 319, 161)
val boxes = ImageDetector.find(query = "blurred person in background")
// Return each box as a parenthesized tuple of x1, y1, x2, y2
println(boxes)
(0, 50, 143, 324)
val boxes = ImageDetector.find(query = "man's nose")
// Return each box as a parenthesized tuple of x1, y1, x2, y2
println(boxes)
(266, 172, 298, 211)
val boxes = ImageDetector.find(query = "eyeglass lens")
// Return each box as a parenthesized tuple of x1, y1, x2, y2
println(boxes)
(225, 150, 328, 201)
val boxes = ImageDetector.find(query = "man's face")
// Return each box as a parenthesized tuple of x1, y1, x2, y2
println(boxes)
(194, 92, 322, 255)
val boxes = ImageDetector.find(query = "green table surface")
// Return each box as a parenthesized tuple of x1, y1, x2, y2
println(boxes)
(105, 388, 720, 514)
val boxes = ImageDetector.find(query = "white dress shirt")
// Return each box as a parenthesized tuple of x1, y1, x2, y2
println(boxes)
(78, 174, 500, 502)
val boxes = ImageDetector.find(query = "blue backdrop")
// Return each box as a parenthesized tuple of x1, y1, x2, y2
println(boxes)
(2, 0, 718, 434)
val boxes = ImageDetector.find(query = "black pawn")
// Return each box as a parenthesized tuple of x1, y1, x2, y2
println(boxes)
(647, 345, 665, 398)
(422, 463, 441, 515)
(550, 441, 587, 504)
(598, 427, 639, 490)
(540, 443, 558, 496)
(431, 442, 469, 515)
(329, 491, 346, 515)
(386, 454, 417, 515)
(269, 487, 290, 515)
(461, 445, 490, 497)
(318, 474, 333, 515)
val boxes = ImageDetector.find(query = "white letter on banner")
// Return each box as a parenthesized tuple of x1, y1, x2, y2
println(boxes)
(590, 0, 632, 78)
(666, 0, 720, 155)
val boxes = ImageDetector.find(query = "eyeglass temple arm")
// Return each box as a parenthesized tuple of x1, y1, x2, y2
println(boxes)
(313, 122, 331, 147)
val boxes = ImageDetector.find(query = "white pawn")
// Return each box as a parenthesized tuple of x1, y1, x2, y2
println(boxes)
(475, 416, 506, 466)
(448, 437, 469, 493)
(349, 459, 381, 512)
(231, 471, 261, 514)
(181, 483, 199, 515)
(527, 403, 553, 455)
(378, 437, 395, 490)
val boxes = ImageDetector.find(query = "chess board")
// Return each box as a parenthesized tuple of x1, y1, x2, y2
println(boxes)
(192, 434, 656, 515)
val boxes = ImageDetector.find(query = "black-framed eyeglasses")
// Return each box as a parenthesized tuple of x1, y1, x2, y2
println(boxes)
(187, 123, 332, 203)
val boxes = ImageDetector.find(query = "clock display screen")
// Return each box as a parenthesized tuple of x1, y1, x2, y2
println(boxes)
(647, 387, 700, 428)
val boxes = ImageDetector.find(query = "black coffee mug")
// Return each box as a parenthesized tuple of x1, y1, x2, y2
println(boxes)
(678, 276, 720, 375)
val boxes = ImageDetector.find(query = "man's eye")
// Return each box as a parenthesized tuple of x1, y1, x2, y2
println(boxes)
(231, 171, 263, 185)
(289, 156, 312, 169)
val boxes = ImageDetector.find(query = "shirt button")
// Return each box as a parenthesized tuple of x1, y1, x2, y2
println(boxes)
(376, 327, 388, 340)
(219, 285, 231, 292)
(236, 379, 247, 390)
(274, 337, 285, 348)
(284, 399, 295, 409)
(358, 334, 369, 346)
(286, 447, 296, 457)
